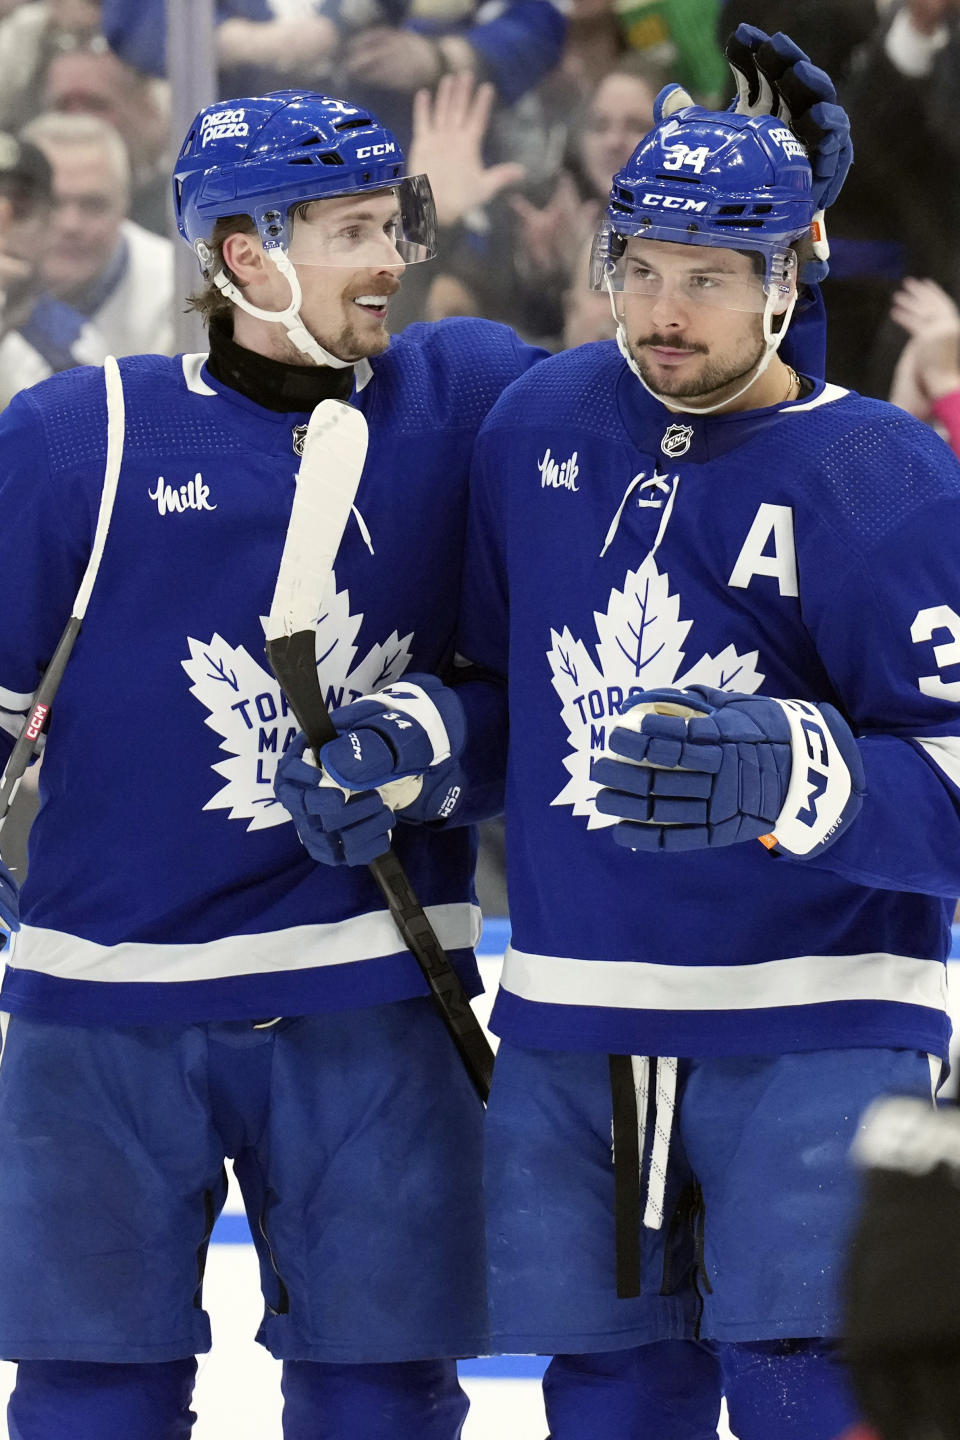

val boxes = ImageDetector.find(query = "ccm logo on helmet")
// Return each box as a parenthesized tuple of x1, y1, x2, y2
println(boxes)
(200, 109, 249, 146)
(356, 142, 396, 159)
(640, 194, 708, 212)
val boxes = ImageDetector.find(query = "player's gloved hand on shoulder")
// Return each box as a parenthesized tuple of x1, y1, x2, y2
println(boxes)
(275, 733, 395, 866)
(318, 673, 467, 826)
(590, 684, 864, 856)
(845, 1097, 960, 1440)
(0, 857, 20, 951)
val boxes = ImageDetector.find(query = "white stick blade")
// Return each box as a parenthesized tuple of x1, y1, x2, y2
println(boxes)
(266, 399, 369, 642)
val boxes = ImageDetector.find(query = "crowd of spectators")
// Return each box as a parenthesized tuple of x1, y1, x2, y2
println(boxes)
(0, 1, 954, 395)
(1, 0, 959, 894)
(0, 1, 955, 393)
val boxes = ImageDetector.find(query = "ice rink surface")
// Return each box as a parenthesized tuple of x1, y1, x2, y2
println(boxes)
(0, 921, 957, 1438)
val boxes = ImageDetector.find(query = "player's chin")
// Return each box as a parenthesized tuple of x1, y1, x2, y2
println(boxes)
(639, 360, 704, 396)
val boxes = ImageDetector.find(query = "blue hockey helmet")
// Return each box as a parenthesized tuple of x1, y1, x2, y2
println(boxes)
(173, 90, 437, 266)
(590, 107, 814, 304)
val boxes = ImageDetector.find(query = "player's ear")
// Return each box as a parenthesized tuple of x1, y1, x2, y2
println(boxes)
(221, 228, 267, 283)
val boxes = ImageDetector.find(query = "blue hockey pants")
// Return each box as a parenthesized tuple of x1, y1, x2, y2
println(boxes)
(543, 1338, 861, 1439)
(8, 1356, 468, 1439)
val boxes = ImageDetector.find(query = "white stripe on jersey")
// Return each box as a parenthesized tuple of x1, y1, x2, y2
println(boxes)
(0, 684, 33, 711)
(501, 944, 947, 1014)
(916, 736, 960, 792)
(13, 902, 481, 985)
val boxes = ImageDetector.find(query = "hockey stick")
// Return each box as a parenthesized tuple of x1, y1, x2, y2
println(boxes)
(265, 398, 495, 1103)
(0, 355, 125, 834)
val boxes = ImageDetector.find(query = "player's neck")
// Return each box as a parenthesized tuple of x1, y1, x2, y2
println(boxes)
(206, 315, 355, 413)
(663, 356, 801, 417)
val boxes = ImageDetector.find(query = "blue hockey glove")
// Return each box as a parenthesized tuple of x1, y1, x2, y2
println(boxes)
(655, 27, 852, 284)
(591, 684, 864, 857)
(0, 857, 20, 951)
(318, 674, 467, 826)
(274, 732, 395, 866)
(724, 24, 852, 282)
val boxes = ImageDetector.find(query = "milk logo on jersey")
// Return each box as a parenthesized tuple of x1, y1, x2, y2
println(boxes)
(548, 555, 764, 826)
(660, 423, 693, 458)
(539, 448, 580, 493)
(183, 575, 412, 830)
(149, 473, 216, 516)
(200, 109, 248, 147)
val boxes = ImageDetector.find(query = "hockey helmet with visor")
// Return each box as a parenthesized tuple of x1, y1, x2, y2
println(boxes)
(590, 107, 814, 314)
(173, 90, 437, 269)
(172, 90, 437, 365)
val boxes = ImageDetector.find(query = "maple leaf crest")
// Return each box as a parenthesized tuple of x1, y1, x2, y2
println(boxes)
(183, 574, 412, 831)
(548, 556, 764, 827)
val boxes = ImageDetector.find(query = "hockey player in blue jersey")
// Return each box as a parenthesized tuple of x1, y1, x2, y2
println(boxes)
(0, 90, 547, 1439)
(283, 73, 960, 1440)
(456, 105, 960, 1438)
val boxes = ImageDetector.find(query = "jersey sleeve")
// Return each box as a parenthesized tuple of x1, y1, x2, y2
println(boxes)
(449, 413, 513, 817)
(781, 286, 826, 379)
(460, 0, 566, 104)
(797, 433, 960, 897)
(0, 387, 99, 764)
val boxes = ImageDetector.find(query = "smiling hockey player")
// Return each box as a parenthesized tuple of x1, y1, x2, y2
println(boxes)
(295, 81, 960, 1439)
(0, 89, 546, 1440)
(454, 98, 960, 1439)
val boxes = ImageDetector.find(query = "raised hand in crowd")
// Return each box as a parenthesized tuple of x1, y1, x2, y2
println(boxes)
(509, 172, 596, 281)
(889, 276, 960, 417)
(408, 73, 526, 229)
(888, 276, 960, 458)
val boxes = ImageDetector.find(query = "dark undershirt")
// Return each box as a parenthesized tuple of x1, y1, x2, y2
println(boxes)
(205, 314, 355, 413)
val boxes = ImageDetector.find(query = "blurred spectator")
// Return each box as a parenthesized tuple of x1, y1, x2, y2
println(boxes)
(561, 233, 616, 348)
(407, 56, 662, 345)
(0, 131, 106, 409)
(553, 0, 625, 99)
(616, 0, 728, 102)
(22, 111, 175, 356)
(888, 276, 960, 455)
(823, 0, 960, 396)
(102, 0, 567, 146)
(42, 42, 172, 235)
(0, 0, 103, 133)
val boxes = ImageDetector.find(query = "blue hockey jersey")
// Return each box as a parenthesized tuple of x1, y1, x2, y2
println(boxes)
(0, 318, 543, 1025)
(460, 342, 960, 1061)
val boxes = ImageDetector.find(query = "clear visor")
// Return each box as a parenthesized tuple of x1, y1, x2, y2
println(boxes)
(284, 174, 437, 267)
(589, 226, 797, 314)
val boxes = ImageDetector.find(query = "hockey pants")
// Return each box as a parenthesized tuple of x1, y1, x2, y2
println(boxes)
(543, 1338, 862, 1439)
(9, 1356, 468, 1439)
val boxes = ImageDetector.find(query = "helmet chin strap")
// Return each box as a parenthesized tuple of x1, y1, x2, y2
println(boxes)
(204, 243, 354, 370)
(606, 276, 798, 415)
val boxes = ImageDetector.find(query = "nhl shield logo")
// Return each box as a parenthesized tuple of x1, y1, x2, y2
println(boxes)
(661, 422, 693, 458)
(292, 424, 308, 456)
